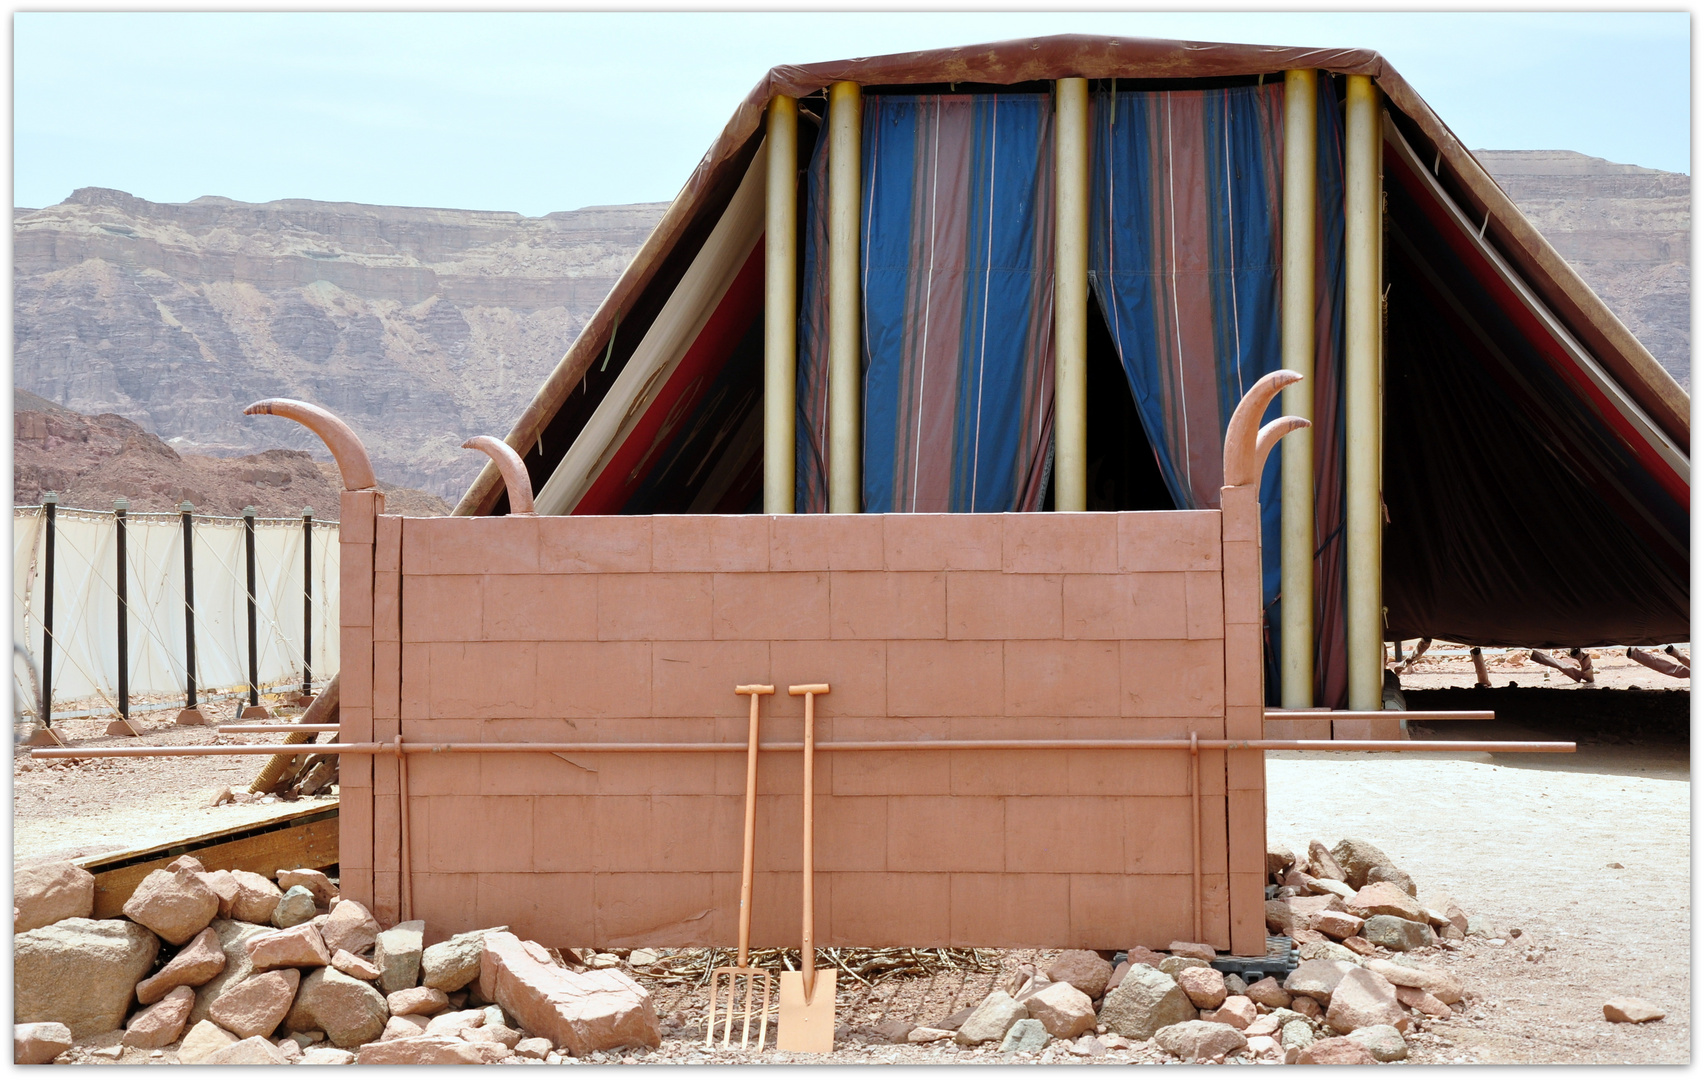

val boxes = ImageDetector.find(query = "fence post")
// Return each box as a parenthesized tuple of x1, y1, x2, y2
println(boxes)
(39, 493, 56, 728)
(241, 506, 267, 718)
(301, 507, 313, 703)
(176, 501, 208, 725)
(104, 498, 143, 737)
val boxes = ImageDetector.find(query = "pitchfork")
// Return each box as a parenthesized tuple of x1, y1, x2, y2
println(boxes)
(706, 684, 775, 1050)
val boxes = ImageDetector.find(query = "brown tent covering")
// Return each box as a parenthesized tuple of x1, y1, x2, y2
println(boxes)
(452, 34, 1689, 654)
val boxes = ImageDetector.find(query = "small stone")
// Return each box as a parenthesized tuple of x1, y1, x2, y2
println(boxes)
(272, 885, 319, 928)
(320, 899, 383, 957)
(1607, 861, 1625, 870)
(209, 968, 301, 1039)
(388, 986, 451, 1016)
(1203, 995, 1257, 1030)
(1267, 843, 1295, 879)
(1298, 1035, 1379, 1064)
(421, 926, 506, 992)
(375, 920, 426, 993)
(1604, 997, 1665, 1023)
(247, 922, 332, 971)
(1167, 940, 1216, 962)
(1363, 959, 1463, 1004)
(1105, 960, 1130, 991)
(424, 1009, 486, 1036)
(1244, 977, 1292, 1009)
(908, 1026, 955, 1044)
(1394, 984, 1453, 1017)
(1100, 1033, 1132, 1050)
(1325, 967, 1404, 1034)
(467, 1022, 523, 1049)
(1222, 973, 1247, 996)
(1298, 939, 1362, 965)
(284, 965, 390, 1048)
(1307, 840, 1349, 882)
(301, 1046, 357, 1064)
(1362, 914, 1436, 952)
(123, 985, 197, 1048)
(1124, 946, 1166, 968)
(1341, 935, 1378, 956)
(1070, 1034, 1107, 1057)
(290, 1030, 324, 1047)
(1305, 876, 1358, 901)
(136, 926, 227, 1004)
(1347, 1023, 1408, 1060)
(1175, 965, 1228, 1009)
(954, 990, 1029, 1045)
(1291, 996, 1322, 1020)
(478, 932, 659, 1055)
(276, 868, 336, 906)
(331, 948, 381, 981)
(1158, 955, 1208, 976)
(14, 1022, 74, 1064)
(225, 870, 286, 924)
(122, 866, 220, 945)
(355, 1035, 488, 1065)
(1154, 1020, 1248, 1062)
(1023, 981, 1097, 1039)
(1264, 900, 1296, 935)
(1244, 1014, 1281, 1038)
(1345, 881, 1427, 923)
(1313, 910, 1365, 940)
(177, 1019, 240, 1064)
(514, 1037, 553, 1059)
(1328, 838, 1395, 890)
(1283, 958, 1353, 1006)
(1466, 914, 1498, 939)
(1098, 964, 1198, 1041)
(1246, 1034, 1284, 1060)
(1045, 949, 1114, 999)
(998, 1017, 1051, 1053)
(380, 1015, 431, 1041)
(1279, 1018, 1315, 1050)
(1366, 864, 1416, 897)
(12, 861, 96, 933)
(207, 786, 235, 807)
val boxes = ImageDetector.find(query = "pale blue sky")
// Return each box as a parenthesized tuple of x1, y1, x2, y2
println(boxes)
(13, 11, 1691, 216)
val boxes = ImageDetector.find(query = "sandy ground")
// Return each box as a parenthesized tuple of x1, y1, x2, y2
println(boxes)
(13, 646, 1689, 1065)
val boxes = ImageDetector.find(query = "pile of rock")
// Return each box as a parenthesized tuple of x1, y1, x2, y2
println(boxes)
(12, 859, 661, 1064)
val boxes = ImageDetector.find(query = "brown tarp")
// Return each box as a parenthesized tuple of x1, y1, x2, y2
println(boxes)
(455, 33, 1687, 518)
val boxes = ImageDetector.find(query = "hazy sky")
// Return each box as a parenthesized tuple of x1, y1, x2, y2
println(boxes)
(13, 11, 1691, 217)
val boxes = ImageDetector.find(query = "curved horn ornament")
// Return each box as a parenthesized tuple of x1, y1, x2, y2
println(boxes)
(243, 399, 377, 491)
(1222, 369, 1304, 487)
(461, 436, 536, 515)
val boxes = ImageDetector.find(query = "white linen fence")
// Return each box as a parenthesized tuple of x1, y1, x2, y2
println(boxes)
(13, 503, 339, 719)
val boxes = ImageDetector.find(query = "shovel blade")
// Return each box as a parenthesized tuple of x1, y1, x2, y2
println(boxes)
(776, 969, 835, 1053)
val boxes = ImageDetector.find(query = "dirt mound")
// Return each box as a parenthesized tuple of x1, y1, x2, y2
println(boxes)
(14, 395, 449, 517)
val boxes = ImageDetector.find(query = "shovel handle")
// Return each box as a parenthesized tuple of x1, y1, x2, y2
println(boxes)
(788, 683, 829, 1002)
(733, 686, 774, 966)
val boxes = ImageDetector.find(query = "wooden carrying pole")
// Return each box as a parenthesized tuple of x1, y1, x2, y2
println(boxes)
(764, 95, 799, 514)
(1280, 68, 1318, 709)
(827, 81, 863, 514)
(1344, 74, 1384, 712)
(1053, 77, 1090, 512)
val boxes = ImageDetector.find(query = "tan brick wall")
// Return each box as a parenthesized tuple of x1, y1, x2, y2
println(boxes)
(347, 510, 1267, 953)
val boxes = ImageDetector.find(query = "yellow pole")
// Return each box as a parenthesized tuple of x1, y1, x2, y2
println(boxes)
(1344, 74, 1383, 712)
(1053, 77, 1090, 512)
(765, 95, 799, 514)
(828, 81, 863, 514)
(1280, 69, 1318, 710)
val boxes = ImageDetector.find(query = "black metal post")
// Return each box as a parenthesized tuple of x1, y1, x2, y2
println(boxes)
(245, 506, 259, 708)
(40, 492, 57, 728)
(181, 500, 197, 708)
(302, 507, 313, 696)
(115, 498, 129, 721)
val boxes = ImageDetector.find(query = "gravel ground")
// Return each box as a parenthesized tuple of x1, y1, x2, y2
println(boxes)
(15, 647, 1689, 1065)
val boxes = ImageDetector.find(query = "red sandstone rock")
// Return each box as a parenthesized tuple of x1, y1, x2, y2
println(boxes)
(356, 1035, 489, 1064)
(1394, 984, 1452, 1018)
(319, 899, 382, 957)
(199, 870, 239, 918)
(1291, 996, 1322, 1020)
(1307, 841, 1349, 882)
(122, 986, 196, 1048)
(1106, 961, 1130, 991)
(1314, 910, 1365, 940)
(208, 968, 300, 1039)
(12, 861, 95, 933)
(122, 867, 219, 945)
(1167, 941, 1216, 962)
(1176, 966, 1228, 1009)
(1325, 968, 1404, 1034)
(479, 932, 660, 1056)
(388, 986, 450, 1016)
(1125, 946, 1166, 968)
(1298, 1036, 1379, 1064)
(247, 923, 331, 971)
(1345, 882, 1427, 923)
(1244, 977, 1292, 1009)
(1341, 935, 1377, 956)
(276, 868, 336, 906)
(331, 948, 381, 981)
(225, 870, 285, 925)
(1022, 981, 1097, 1039)
(1045, 950, 1114, 999)
(1204, 995, 1257, 1030)
(136, 926, 227, 1004)
(1604, 998, 1665, 1023)
(13, 1022, 73, 1064)
(380, 1015, 431, 1041)
(203, 1035, 291, 1064)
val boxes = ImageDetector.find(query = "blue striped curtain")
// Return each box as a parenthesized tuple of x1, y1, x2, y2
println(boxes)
(797, 92, 1056, 513)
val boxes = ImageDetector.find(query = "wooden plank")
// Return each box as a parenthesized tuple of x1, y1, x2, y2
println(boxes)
(83, 807, 338, 919)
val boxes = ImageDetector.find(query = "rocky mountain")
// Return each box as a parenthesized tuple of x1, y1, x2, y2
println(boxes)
(11, 153, 1686, 506)
(13, 389, 449, 517)
(14, 188, 669, 499)
(1476, 150, 1690, 389)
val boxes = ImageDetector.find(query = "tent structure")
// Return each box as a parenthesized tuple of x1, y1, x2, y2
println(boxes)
(453, 35, 1689, 712)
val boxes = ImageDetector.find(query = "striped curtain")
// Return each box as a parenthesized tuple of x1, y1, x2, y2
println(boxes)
(1088, 80, 1348, 705)
(797, 92, 1056, 513)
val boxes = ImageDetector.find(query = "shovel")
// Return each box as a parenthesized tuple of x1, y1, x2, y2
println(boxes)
(706, 684, 776, 1051)
(777, 683, 835, 1053)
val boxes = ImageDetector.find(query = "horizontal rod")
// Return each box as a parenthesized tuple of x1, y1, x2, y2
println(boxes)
(31, 737, 1575, 760)
(218, 724, 341, 733)
(1265, 710, 1495, 720)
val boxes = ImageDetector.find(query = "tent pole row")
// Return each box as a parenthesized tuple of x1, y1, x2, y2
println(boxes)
(764, 94, 799, 514)
(1279, 68, 1318, 709)
(31, 737, 1574, 760)
(1053, 77, 1090, 512)
(828, 80, 863, 514)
